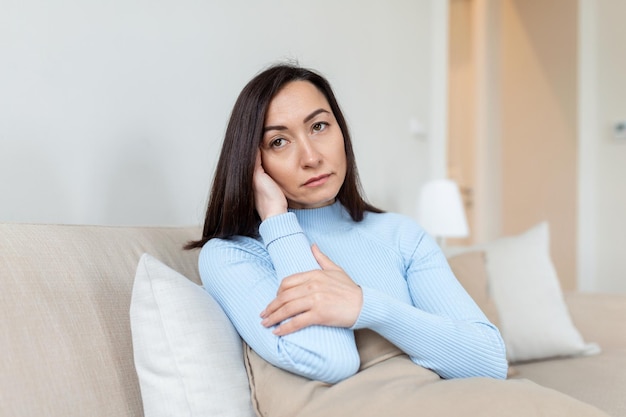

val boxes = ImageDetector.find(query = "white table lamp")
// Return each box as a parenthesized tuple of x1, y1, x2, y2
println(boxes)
(417, 179, 469, 246)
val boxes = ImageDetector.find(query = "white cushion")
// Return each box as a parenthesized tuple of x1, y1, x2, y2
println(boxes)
(446, 223, 599, 363)
(130, 253, 255, 417)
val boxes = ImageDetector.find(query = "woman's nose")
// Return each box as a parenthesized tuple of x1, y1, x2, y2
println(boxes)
(300, 139, 323, 167)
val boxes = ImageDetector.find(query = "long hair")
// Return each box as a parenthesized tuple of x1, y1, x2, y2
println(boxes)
(185, 64, 381, 249)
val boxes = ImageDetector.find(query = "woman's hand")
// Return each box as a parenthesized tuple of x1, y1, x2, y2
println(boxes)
(253, 152, 288, 220)
(260, 244, 363, 336)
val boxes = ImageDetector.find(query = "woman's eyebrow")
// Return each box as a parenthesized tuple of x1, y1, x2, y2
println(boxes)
(263, 124, 286, 133)
(303, 108, 330, 124)
(264, 108, 331, 133)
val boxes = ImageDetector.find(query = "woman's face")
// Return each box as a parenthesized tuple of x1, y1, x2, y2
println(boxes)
(260, 81, 347, 209)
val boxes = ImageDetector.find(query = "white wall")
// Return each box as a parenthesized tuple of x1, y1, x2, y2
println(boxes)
(0, 1, 443, 226)
(579, 0, 626, 292)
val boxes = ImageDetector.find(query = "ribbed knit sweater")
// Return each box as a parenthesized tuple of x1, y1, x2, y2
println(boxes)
(198, 202, 508, 384)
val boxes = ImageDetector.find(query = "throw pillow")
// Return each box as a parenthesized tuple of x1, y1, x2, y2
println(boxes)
(447, 251, 520, 377)
(447, 251, 500, 327)
(244, 333, 608, 417)
(482, 222, 599, 363)
(130, 253, 255, 417)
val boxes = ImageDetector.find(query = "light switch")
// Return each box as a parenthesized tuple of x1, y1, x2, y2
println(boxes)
(409, 118, 427, 139)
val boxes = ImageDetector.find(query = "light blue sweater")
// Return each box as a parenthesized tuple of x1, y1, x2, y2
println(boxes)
(199, 202, 508, 383)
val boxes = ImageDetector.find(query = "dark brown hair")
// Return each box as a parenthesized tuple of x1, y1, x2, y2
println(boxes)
(185, 63, 381, 249)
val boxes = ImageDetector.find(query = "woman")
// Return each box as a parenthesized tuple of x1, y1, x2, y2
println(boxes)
(185, 64, 611, 417)
(186, 63, 508, 385)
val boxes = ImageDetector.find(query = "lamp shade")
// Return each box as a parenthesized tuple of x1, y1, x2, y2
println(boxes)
(417, 179, 469, 238)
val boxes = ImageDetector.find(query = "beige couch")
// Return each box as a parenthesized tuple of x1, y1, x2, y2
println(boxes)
(1, 223, 625, 417)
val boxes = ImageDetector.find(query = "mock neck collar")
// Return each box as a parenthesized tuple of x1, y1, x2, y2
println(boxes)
(289, 201, 351, 232)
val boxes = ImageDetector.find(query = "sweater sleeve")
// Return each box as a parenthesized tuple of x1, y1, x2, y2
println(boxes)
(198, 213, 359, 384)
(352, 223, 508, 380)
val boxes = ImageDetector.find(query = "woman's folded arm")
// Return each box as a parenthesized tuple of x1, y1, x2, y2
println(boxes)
(199, 231, 360, 384)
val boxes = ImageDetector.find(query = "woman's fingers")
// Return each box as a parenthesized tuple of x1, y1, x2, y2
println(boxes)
(261, 246, 363, 335)
(261, 282, 336, 336)
(270, 312, 317, 336)
(260, 274, 311, 323)
(311, 244, 340, 271)
(252, 151, 287, 220)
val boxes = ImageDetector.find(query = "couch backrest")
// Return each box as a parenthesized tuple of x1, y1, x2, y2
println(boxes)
(0, 223, 201, 417)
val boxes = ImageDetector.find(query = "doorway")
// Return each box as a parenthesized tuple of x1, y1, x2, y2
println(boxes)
(447, 0, 578, 290)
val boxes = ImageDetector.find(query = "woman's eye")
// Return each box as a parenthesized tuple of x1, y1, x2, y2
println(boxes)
(270, 138, 287, 148)
(312, 122, 327, 132)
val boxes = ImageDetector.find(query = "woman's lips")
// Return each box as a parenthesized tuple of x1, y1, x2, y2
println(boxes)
(303, 174, 331, 187)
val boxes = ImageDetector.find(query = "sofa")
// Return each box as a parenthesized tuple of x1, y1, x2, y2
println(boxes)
(1, 222, 624, 417)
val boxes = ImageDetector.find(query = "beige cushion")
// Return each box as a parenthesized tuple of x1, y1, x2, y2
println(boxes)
(514, 350, 626, 417)
(244, 330, 610, 417)
(565, 292, 626, 350)
(0, 223, 200, 417)
(447, 251, 520, 377)
(447, 251, 499, 327)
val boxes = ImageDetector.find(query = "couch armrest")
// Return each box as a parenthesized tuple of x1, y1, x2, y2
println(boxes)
(565, 292, 626, 350)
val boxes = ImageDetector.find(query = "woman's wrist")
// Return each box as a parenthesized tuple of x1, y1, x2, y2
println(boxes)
(259, 204, 288, 221)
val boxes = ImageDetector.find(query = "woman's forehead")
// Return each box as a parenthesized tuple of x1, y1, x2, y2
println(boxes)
(266, 81, 331, 123)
